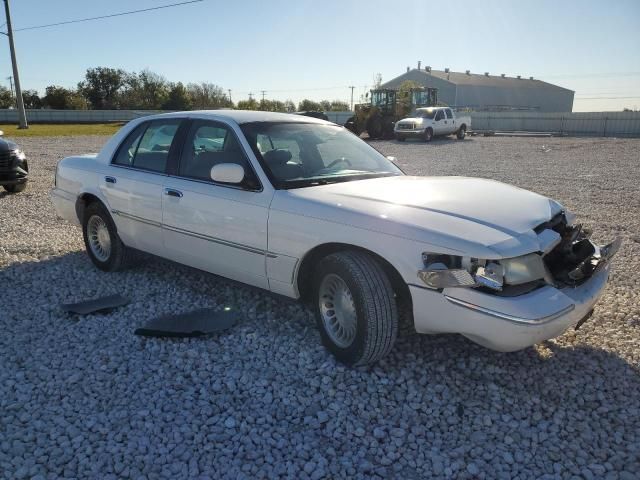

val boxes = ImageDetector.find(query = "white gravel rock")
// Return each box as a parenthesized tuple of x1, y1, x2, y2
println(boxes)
(0, 135, 639, 478)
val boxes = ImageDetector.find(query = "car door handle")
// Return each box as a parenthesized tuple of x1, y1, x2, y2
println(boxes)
(105, 176, 116, 184)
(164, 188, 183, 198)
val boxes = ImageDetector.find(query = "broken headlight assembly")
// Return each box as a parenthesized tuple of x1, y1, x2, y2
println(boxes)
(418, 216, 622, 292)
(417, 253, 550, 292)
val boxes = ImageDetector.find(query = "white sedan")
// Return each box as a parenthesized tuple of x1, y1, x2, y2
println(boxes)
(51, 111, 620, 366)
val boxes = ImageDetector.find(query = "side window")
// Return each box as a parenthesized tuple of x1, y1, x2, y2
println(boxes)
(435, 110, 445, 121)
(445, 109, 453, 119)
(179, 121, 259, 189)
(132, 121, 181, 173)
(113, 124, 147, 167)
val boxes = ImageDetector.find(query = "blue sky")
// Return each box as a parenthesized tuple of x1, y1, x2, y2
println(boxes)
(2, 0, 639, 111)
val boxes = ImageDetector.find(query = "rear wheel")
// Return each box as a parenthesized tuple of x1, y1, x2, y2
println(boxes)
(366, 116, 383, 139)
(82, 202, 131, 272)
(457, 125, 466, 140)
(313, 251, 398, 366)
(3, 182, 27, 193)
(424, 127, 434, 142)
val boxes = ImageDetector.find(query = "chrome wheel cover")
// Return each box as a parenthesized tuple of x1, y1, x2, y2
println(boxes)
(319, 273, 357, 348)
(87, 215, 111, 262)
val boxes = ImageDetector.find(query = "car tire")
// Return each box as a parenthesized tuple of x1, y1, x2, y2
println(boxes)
(82, 201, 131, 272)
(366, 115, 383, 139)
(313, 251, 398, 366)
(457, 125, 466, 140)
(424, 127, 434, 142)
(395, 134, 405, 142)
(3, 182, 27, 193)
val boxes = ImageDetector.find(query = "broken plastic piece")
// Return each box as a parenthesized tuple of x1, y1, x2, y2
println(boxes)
(134, 307, 238, 338)
(61, 294, 130, 315)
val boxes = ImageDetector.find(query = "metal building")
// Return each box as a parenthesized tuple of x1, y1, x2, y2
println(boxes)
(381, 67, 574, 112)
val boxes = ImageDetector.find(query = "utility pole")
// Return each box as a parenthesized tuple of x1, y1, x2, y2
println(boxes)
(260, 90, 266, 102)
(248, 92, 253, 101)
(3, 0, 28, 128)
(349, 85, 355, 111)
(227, 89, 232, 104)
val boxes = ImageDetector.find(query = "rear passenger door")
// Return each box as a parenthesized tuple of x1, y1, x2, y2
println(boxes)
(444, 109, 455, 134)
(101, 119, 182, 256)
(161, 119, 272, 289)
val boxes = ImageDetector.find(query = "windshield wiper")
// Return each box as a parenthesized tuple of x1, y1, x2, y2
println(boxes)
(279, 172, 398, 189)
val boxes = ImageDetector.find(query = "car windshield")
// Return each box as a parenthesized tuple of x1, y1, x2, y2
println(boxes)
(416, 109, 436, 119)
(241, 122, 403, 189)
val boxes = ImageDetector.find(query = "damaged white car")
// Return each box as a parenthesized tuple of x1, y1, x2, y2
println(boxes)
(51, 111, 620, 366)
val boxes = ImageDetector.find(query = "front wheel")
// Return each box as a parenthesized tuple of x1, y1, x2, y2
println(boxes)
(424, 128, 434, 142)
(395, 134, 405, 142)
(456, 125, 466, 140)
(82, 201, 131, 272)
(3, 182, 27, 193)
(313, 251, 398, 366)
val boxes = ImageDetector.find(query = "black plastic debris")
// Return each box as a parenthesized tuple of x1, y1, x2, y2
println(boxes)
(134, 307, 238, 338)
(61, 294, 130, 315)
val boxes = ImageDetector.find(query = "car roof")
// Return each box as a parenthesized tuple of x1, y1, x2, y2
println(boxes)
(141, 109, 332, 125)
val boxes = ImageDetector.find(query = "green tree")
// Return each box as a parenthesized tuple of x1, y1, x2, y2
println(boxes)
(22, 89, 42, 109)
(298, 99, 322, 111)
(187, 82, 232, 109)
(78, 67, 127, 109)
(329, 100, 349, 111)
(121, 69, 169, 109)
(43, 86, 87, 110)
(43, 86, 72, 109)
(256, 99, 287, 112)
(237, 98, 258, 110)
(0, 86, 13, 108)
(163, 82, 192, 110)
(319, 100, 331, 112)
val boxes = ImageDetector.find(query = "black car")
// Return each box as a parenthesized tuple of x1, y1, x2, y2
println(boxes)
(0, 133, 28, 193)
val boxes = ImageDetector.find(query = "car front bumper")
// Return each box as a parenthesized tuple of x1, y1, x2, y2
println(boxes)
(409, 263, 611, 351)
(50, 188, 80, 225)
(0, 166, 28, 186)
(394, 127, 426, 137)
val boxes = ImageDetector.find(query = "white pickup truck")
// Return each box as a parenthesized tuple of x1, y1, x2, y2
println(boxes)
(394, 107, 471, 142)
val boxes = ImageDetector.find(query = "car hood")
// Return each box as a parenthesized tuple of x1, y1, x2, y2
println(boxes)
(272, 175, 564, 258)
(398, 117, 426, 124)
(0, 138, 18, 152)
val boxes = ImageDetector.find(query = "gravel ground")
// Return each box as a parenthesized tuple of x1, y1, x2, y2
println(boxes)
(1, 134, 639, 479)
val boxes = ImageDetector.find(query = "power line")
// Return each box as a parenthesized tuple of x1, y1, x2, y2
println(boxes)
(13, 0, 204, 32)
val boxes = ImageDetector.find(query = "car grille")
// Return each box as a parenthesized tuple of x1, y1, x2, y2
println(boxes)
(0, 151, 14, 168)
(397, 123, 415, 130)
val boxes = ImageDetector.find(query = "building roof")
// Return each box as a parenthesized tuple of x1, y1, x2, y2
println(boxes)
(385, 69, 573, 92)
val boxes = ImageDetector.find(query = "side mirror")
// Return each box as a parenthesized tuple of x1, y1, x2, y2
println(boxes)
(386, 156, 397, 162)
(211, 163, 245, 184)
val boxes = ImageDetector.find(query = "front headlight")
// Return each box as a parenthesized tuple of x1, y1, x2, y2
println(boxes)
(500, 253, 549, 285)
(12, 149, 26, 161)
(418, 252, 548, 291)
